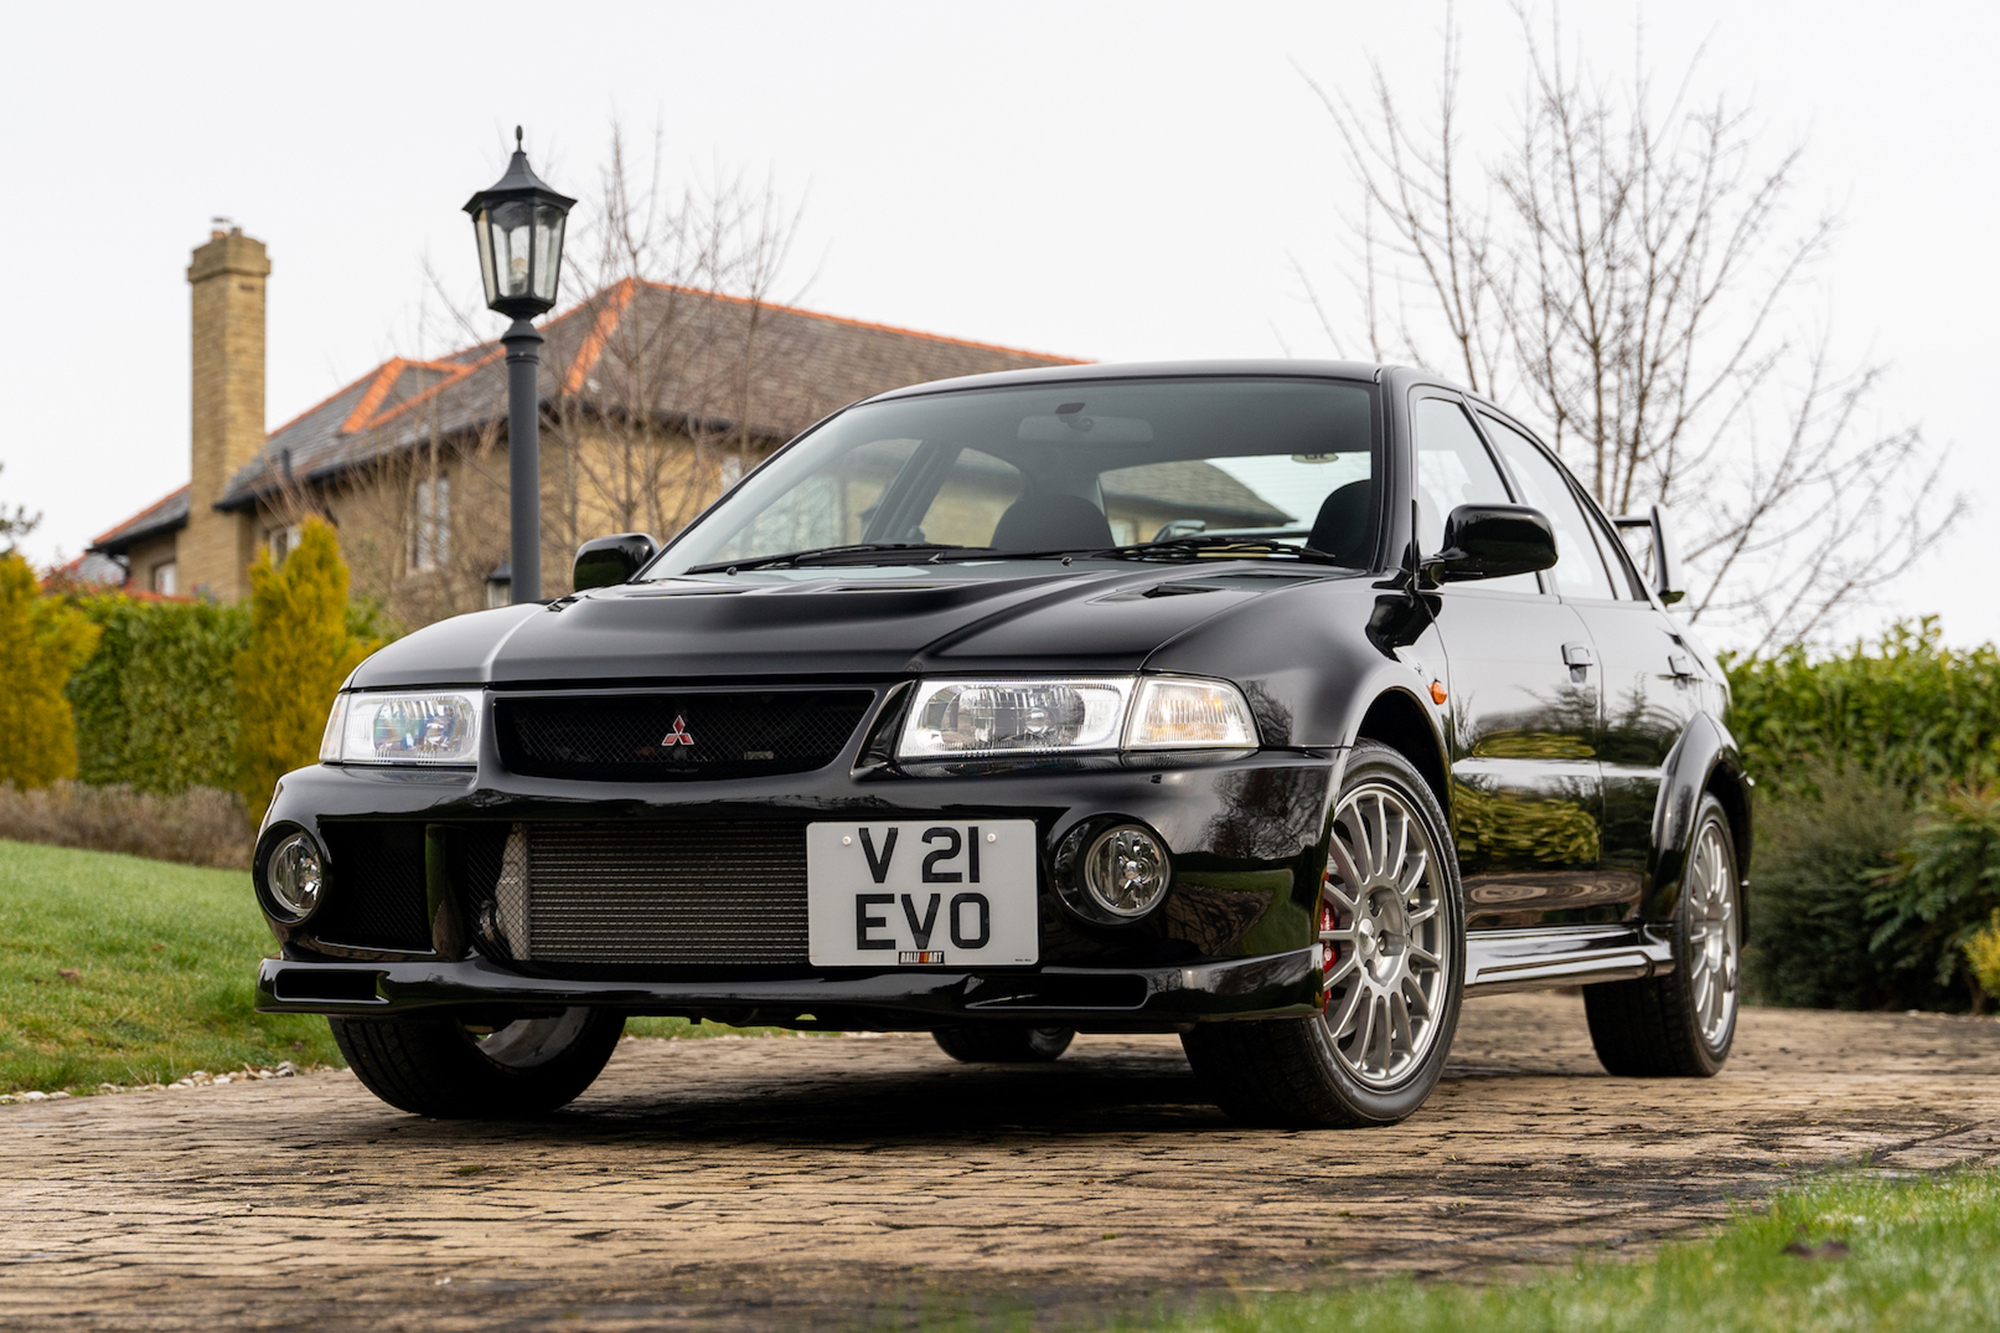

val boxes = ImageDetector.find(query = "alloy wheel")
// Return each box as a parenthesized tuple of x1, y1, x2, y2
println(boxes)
(1318, 783, 1451, 1089)
(1685, 817, 1740, 1050)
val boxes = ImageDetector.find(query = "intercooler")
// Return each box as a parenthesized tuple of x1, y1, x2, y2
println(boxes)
(466, 821, 811, 967)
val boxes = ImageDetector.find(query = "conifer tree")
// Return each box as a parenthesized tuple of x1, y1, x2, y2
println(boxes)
(0, 551, 101, 788)
(233, 519, 377, 820)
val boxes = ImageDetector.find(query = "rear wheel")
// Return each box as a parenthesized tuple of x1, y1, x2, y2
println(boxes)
(1584, 795, 1741, 1077)
(329, 1007, 625, 1118)
(932, 1024, 1075, 1063)
(1182, 742, 1465, 1127)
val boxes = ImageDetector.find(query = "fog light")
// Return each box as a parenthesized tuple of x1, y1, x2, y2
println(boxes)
(1082, 824, 1171, 918)
(265, 831, 324, 922)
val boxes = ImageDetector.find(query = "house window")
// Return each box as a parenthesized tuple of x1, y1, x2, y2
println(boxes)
(412, 475, 451, 572)
(267, 524, 302, 566)
(151, 561, 177, 596)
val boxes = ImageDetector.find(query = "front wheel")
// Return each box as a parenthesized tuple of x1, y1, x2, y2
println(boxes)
(1182, 742, 1466, 1127)
(329, 1008, 626, 1117)
(1584, 794, 1742, 1077)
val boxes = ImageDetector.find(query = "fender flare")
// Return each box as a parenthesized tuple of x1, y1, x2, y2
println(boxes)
(1644, 711, 1751, 933)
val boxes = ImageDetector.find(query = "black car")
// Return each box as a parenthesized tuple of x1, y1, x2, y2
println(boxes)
(253, 362, 1748, 1128)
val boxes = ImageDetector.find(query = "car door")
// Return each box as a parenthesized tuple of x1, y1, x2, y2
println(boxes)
(1478, 409, 1689, 921)
(1409, 390, 1606, 931)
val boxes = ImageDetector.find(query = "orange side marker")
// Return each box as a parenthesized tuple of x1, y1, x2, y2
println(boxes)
(1429, 680, 1448, 705)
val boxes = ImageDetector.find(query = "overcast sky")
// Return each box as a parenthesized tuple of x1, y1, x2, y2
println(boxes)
(3, 1, 1992, 651)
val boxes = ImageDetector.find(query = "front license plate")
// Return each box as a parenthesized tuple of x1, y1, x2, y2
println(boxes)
(807, 820, 1039, 967)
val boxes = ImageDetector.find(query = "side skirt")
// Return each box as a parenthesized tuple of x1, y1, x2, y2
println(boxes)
(1464, 924, 1673, 995)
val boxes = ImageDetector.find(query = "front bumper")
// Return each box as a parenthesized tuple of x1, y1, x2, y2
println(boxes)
(253, 947, 1322, 1030)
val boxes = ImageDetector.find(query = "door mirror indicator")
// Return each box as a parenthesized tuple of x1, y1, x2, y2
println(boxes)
(1614, 503, 1687, 605)
(572, 532, 659, 592)
(1436, 504, 1559, 582)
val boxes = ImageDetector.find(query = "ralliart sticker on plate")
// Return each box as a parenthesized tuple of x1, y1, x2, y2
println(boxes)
(806, 820, 1038, 967)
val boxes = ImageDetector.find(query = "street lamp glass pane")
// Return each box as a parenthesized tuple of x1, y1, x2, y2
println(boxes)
(473, 208, 499, 307)
(532, 204, 565, 303)
(493, 198, 534, 297)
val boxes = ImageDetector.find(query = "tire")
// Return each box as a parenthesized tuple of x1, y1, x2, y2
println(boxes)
(932, 1024, 1075, 1063)
(1181, 741, 1466, 1128)
(329, 1007, 626, 1118)
(1584, 794, 1742, 1077)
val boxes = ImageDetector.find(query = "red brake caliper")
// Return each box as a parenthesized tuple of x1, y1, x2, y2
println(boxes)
(1319, 897, 1339, 1013)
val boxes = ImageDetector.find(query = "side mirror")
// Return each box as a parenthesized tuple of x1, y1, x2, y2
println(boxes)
(572, 532, 658, 592)
(1613, 503, 1686, 605)
(1436, 504, 1559, 581)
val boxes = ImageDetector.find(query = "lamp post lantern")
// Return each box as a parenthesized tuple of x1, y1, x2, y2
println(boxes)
(464, 127, 575, 604)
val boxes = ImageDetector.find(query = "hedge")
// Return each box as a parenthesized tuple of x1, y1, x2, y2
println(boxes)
(68, 595, 248, 794)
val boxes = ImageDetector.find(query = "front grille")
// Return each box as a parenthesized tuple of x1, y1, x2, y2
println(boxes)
(494, 690, 875, 782)
(315, 822, 433, 952)
(465, 821, 809, 967)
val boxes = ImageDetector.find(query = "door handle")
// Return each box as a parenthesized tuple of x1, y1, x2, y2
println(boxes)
(1562, 643, 1595, 668)
(1668, 652, 1696, 679)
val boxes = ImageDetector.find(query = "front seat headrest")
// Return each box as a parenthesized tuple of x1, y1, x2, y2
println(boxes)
(1307, 481, 1375, 566)
(990, 493, 1115, 551)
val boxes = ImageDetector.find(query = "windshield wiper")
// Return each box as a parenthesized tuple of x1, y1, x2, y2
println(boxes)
(1085, 535, 1351, 565)
(682, 542, 966, 575)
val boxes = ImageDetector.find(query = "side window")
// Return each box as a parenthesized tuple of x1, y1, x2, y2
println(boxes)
(1411, 395, 1540, 594)
(709, 437, 921, 560)
(1584, 505, 1651, 600)
(1478, 414, 1618, 602)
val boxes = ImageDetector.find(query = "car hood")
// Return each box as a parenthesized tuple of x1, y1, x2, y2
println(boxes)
(349, 564, 1354, 689)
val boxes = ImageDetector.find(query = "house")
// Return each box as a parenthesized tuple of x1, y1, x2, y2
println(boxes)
(86, 227, 1090, 626)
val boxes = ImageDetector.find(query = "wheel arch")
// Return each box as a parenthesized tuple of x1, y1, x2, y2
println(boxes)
(1351, 687, 1452, 819)
(1645, 712, 1751, 930)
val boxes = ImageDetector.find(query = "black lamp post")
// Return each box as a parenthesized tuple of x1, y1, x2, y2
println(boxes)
(464, 127, 575, 604)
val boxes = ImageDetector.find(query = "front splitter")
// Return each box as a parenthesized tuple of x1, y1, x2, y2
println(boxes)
(255, 948, 1321, 1030)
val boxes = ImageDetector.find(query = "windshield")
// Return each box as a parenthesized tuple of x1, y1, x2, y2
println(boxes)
(646, 377, 1380, 577)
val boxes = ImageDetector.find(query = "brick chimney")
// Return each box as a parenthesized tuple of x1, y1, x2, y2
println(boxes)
(181, 224, 270, 600)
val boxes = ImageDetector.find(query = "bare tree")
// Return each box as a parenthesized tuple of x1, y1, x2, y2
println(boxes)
(1300, 5, 1963, 651)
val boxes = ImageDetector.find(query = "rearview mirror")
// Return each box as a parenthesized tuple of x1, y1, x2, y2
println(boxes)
(1613, 503, 1686, 605)
(1436, 504, 1559, 582)
(572, 532, 658, 592)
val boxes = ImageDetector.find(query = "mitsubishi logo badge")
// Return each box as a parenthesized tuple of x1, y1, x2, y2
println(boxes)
(662, 715, 695, 747)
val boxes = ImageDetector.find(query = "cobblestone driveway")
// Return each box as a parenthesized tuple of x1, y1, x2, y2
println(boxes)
(3, 993, 1998, 1330)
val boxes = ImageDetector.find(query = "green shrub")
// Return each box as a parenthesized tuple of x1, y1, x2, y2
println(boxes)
(1967, 913, 2000, 1001)
(0, 552, 101, 788)
(1725, 618, 2000, 799)
(1744, 764, 1932, 1009)
(1870, 783, 2000, 1007)
(67, 596, 249, 793)
(233, 519, 377, 822)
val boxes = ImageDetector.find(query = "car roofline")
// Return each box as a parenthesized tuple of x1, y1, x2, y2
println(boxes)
(860, 358, 1398, 405)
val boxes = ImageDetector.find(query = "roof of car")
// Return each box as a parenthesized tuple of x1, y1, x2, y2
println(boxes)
(860, 358, 1392, 402)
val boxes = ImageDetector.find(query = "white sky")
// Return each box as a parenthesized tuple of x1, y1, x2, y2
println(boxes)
(3, 0, 1993, 651)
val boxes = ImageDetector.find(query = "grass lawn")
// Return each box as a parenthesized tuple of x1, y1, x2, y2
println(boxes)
(1150, 1169, 2000, 1332)
(0, 838, 800, 1094)
(0, 837, 341, 1093)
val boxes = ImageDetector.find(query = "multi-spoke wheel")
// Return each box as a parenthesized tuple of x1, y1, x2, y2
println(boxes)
(1182, 741, 1466, 1127)
(1584, 794, 1742, 1077)
(330, 1007, 625, 1117)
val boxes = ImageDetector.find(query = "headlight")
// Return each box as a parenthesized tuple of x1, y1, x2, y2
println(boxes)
(900, 678, 1134, 758)
(896, 675, 1256, 760)
(323, 690, 482, 765)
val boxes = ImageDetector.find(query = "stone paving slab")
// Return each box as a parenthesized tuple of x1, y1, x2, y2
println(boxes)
(1, 993, 1997, 1330)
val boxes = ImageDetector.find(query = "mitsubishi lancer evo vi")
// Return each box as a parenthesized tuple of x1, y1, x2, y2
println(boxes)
(253, 361, 1748, 1127)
